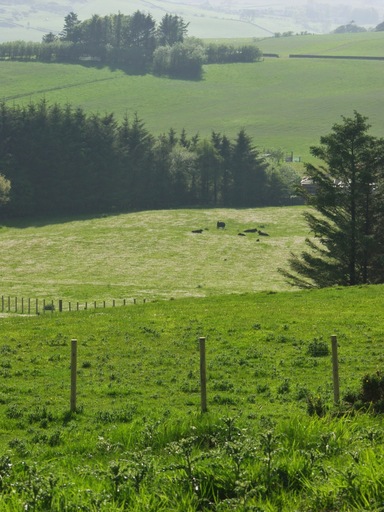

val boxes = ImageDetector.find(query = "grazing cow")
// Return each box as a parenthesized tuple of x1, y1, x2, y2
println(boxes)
(243, 228, 258, 233)
(192, 229, 203, 233)
(258, 230, 269, 236)
(217, 221, 226, 229)
(238, 232, 246, 236)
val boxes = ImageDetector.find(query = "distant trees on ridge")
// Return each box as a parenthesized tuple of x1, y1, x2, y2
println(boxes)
(0, 11, 262, 79)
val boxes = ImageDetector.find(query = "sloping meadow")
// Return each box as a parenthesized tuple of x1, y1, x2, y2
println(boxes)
(1, 284, 384, 510)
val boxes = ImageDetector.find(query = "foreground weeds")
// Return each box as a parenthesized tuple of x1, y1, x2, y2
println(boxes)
(1, 413, 384, 510)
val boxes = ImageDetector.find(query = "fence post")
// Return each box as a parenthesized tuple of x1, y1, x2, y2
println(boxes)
(35, 298, 38, 315)
(199, 337, 207, 413)
(70, 339, 78, 412)
(28, 298, 30, 314)
(1, 296, 3, 312)
(59, 300, 63, 312)
(331, 335, 340, 405)
(69, 302, 71, 312)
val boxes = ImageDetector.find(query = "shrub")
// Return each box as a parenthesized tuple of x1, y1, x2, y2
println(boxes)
(344, 371, 384, 413)
(307, 338, 330, 357)
(306, 394, 328, 417)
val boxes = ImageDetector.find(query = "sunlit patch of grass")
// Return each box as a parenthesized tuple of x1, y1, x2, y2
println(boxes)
(0, 207, 310, 303)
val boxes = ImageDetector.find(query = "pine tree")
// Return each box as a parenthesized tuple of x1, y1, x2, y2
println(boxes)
(280, 112, 384, 288)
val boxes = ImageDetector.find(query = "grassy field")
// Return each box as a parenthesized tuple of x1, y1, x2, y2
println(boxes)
(1, 284, 384, 509)
(0, 207, 309, 303)
(255, 31, 384, 57)
(2, 32, 384, 160)
(1, 30, 384, 509)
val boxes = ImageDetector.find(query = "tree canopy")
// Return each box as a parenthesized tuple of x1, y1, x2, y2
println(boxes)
(280, 112, 384, 288)
(0, 101, 299, 218)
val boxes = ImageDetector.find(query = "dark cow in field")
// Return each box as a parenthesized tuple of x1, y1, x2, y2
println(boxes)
(192, 229, 204, 233)
(217, 221, 226, 229)
(258, 230, 270, 236)
(243, 228, 258, 233)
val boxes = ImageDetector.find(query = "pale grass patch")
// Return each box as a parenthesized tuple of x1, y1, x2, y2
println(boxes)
(0, 206, 310, 301)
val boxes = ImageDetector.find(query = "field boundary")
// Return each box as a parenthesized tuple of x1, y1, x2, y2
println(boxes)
(289, 54, 384, 61)
(0, 295, 147, 315)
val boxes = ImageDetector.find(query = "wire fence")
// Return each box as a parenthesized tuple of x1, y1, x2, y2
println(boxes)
(0, 296, 147, 315)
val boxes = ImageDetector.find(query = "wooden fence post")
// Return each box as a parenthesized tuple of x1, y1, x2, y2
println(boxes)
(35, 298, 38, 315)
(59, 300, 63, 312)
(331, 335, 340, 405)
(199, 337, 207, 413)
(70, 339, 78, 412)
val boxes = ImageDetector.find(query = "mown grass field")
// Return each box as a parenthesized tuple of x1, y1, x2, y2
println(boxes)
(1, 32, 384, 160)
(0, 207, 309, 303)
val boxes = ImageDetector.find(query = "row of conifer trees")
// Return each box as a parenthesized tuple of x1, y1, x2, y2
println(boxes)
(0, 100, 300, 218)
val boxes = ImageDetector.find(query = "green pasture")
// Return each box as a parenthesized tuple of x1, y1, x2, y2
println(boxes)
(0, 207, 309, 303)
(2, 33, 384, 161)
(1, 284, 384, 509)
(255, 31, 384, 57)
(2, 285, 384, 426)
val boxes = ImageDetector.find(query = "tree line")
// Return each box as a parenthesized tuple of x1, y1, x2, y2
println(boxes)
(0, 100, 299, 218)
(0, 12, 262, 79)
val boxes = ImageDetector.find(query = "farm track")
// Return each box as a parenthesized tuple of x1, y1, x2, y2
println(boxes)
(3, 73, 125, 101)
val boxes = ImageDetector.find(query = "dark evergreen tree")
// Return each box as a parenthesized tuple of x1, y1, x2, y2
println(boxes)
(280, 112, 384, 288)
(60, 12, 82, 43)
(230, 129, 268, 207)
(194, 140, 222, 205)
(156, 14, 189, 46)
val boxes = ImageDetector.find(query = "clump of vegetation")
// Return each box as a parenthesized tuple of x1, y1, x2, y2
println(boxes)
(307, 338, 330, 357)
(344, 371, 384, 413)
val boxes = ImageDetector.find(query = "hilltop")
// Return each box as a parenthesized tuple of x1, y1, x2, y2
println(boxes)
(1, 0, 383, 43)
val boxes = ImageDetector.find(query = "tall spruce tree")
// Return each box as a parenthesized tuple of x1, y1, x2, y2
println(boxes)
(280, 112, 384, 288)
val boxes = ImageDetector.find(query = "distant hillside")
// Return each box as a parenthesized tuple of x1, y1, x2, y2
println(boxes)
(2, 31, 384, 161)
(1, 0, 383, 43)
